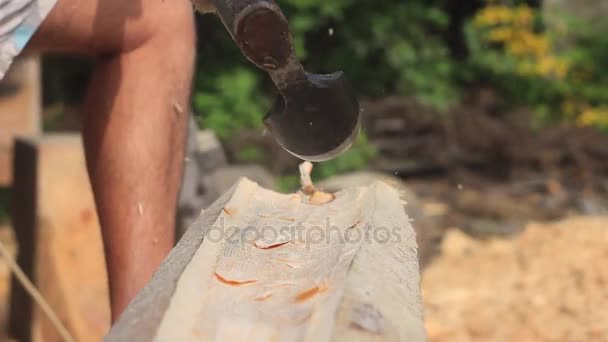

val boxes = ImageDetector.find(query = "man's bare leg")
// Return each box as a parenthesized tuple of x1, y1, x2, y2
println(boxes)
(27, 0, 195, 320)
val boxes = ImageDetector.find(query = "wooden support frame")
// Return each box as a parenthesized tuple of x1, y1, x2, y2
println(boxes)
(0, 56, 42, 186)
(9, 135, 109, 342)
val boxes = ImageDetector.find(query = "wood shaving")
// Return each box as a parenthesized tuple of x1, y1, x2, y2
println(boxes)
(295, 283, 329, 302)
(268, 280, 296, 288)
(253, 291, 273, 301)
(284, 262, 302, 269)
(308, 191, 335, 205)
(222, 207, 237, 216)
(279, 259, 303, 269)
(299, 161, 336, 205)
(254, 234, 291, 249)
(214, 272, 257, 286)
(299, 161, 315, 195)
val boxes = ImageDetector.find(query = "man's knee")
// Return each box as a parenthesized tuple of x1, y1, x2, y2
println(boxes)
(125, 0, 196, 59)
(27, 0, 195, 59)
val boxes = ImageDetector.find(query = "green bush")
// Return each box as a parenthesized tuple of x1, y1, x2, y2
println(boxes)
(195, 1, 458, 112)
(281, 0, 458, 108)
(194, 0, 455, 179)
(464, 4, 608, 129)
(313, 132, 377, 180)
(193, 67, 269, 139)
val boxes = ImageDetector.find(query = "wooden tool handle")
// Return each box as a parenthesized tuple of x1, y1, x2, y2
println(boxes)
(210, 0, 308, 90)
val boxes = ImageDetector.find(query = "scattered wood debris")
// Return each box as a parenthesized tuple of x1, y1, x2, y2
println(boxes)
(253, 234, 291, 249)
(281, 260, 303, 269)
(295, 283, 329, 302)
(299, 162, 316, 195)
(214, 272, 257, 286)
(299, 161, 335, 205)
(308, 191, 335, 205)
(253, 291, 273, 301)
(279, 217, 296, 222)
(222, 207, 237, 216)
(268, 280, 296, 288)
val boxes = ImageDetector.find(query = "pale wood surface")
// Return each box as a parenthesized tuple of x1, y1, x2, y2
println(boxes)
(108, 178, 424, 341)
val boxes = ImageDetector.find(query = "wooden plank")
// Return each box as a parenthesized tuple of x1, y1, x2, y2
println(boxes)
(8, 134, 110, 342)
(0, 56, 42, 186)
(107, 178, 424, 341)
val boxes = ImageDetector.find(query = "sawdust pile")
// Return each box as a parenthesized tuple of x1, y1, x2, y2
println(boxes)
(422, 216, 608, 341)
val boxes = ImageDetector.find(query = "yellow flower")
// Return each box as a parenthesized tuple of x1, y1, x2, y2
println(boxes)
(475, 4, 570, 80)
(577, 108, 608, 127)
(513, 5, 533, 28)
(536, 55, 555, 76)
(488, 27, 513, 42)
(474, 5, 514, 27)
(507, 40, 528, 56)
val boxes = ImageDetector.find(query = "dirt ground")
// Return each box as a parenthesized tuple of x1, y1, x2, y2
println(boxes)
(422, 216, 608, 341)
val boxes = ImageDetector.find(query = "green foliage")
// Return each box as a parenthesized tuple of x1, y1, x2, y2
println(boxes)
(194, 67, 269, 139)
(464, 4, 608, 128)
(194, 0, 459, 136)
(193, 0, 453, 179)
(313, 132, 377, 180)
(280, 0, 458, 108)
(235, 146, 266, 163)
(276, 174, 300, 193)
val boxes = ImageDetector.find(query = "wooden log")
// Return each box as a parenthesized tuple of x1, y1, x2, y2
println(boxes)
(107, 178, 425, 341)
(8, 134, 110, 342)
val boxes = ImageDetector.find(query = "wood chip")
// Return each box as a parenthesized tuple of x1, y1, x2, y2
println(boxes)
(253, 291, 273, 301)
(299, 161, 315, 195)
(308, 191, 336, 205)
(268, 280, 296, 288)
(254, 237, 290, 250)
(214, 272, 257, 286)
(298, 161, 335, 205)
(295, 283, 329, 302)
(283, 261, 302, 269)
(222, 207, 237, 216)
(254, 230, 292, 249)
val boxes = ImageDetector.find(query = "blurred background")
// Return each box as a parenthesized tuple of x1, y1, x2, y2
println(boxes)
(1, 0, 608, 341)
